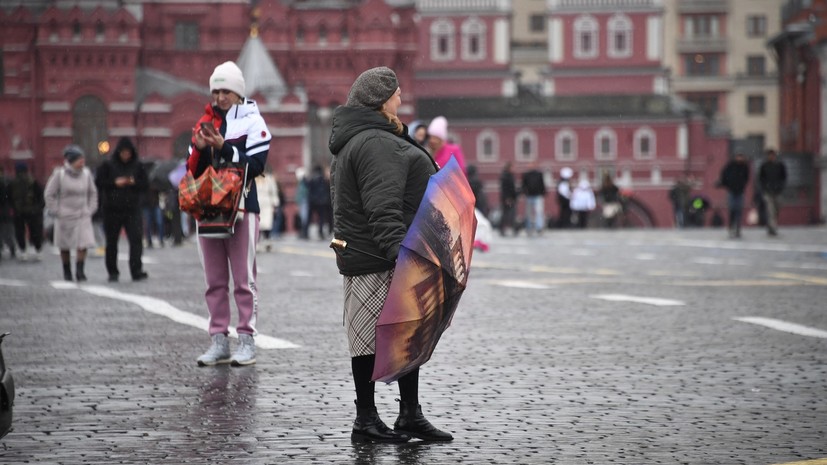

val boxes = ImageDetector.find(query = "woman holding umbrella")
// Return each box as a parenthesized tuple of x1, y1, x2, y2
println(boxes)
(328, 67, 453, 443)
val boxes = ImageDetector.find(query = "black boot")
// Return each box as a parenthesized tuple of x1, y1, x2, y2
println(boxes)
(75, 261, 86, 282)
(394, 401, 453, 441)
(351, 401, 411, 443)
(62, 262, 73, 281)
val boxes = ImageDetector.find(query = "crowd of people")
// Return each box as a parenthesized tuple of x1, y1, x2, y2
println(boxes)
(0, 61, 795, 447)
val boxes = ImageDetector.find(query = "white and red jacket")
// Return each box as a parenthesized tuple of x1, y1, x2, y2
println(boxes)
(187, 98, 271, 214)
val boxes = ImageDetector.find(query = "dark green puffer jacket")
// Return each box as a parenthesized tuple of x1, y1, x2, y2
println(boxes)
(328, 106, 437, 276)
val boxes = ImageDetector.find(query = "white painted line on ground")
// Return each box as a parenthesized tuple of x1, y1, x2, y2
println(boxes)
(490, 280, 552, 289)
(691, 257, 750, 266)
(591, 294, 685, 307)
(635, 253, 657, 260)
(734, 317, 827, 339)
(570, 249, 596, 256)
(50, 282, 300, 349)
(0, 278, 28, 287)
(776, 261, 827, 271)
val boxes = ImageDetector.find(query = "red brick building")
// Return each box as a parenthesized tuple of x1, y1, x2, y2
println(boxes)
(1, 0, 740, 230)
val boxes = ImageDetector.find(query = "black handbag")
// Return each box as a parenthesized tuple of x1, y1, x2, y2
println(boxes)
(0, 332, 14, 439)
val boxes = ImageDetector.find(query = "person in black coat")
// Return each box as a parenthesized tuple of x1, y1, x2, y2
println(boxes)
(758, 149, 787, 236)
(498, 162, 518, 236)
(95, 137, 149, 281)
(718, 153, 751, 239)
(329, 66, 452, 444)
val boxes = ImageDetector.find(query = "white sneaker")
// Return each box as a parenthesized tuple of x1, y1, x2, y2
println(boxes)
(196, 333, 231, 366)
(18, 251, 29, 262)
(231, 334, 256, 366)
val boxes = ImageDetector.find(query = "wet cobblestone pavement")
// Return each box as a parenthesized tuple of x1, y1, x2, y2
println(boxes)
(1, 227, 826, 464)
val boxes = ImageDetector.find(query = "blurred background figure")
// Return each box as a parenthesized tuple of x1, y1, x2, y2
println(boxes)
(427, 116, 466, 172)
(718, 153, 750, 239)
(255, 167, 279, 251)
(599, 173, 622, 229)
(307, 164, 332, 240)
(556, 167, 573, 229)
(521, 162, 546, 236)
(408, 120, 429, 147)
(0, 167, 16, 261)
(498, 162, 518, 237)
(143, 170, 166, 249)
(571, 178, 596, 229)
(669, 176, 692, 228)
(8, 162, 45, 262)
(758, 149, 787, 237)
(44, 145, 98, 282)
(295, 167, 309, 239)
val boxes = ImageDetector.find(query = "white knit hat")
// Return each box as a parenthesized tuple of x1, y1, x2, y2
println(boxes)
(209, 61, 245, 97)
(560, 167, 573, 179)
(427, 116, 448, 141)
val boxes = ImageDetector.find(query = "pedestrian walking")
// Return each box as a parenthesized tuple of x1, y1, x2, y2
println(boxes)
(95, 137, 149, 282)
(0, 167, 16, 261)
(43, 145, 98, 281)
(307, 164, 332, 240)
(329, 66, 453, 443)
(498, 162, 518, 236)
(758, 149, 787, 236)
(556, 167, 573, 228)
(255, 168, 279, 250)
(718, 153, 750, 239)
(599, 173, 622, 228)
(521, 162, 547, 235)
(571, 178, 596, 228)
(142, 175, 166, 249)
(8, 162, 45, 261)
(188, 61, 271, 367)
(427, 115, 466, 173)
(669, 176, 691, 228)
(295, 167, 309, 239)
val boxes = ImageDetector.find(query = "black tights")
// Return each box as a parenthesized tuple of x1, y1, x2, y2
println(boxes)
(352, 354, 419, 409)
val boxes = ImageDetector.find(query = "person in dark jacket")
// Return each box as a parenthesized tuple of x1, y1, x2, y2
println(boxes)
(0, 167, 17, 261)
(498, 162, 518, 236)
(8, 162, 45, 261)
(718, 153, 751, 239)
(466, 164, 489, 218)
(329, 66, 452, 444)
(521, 162, 547, 235)
(306, 164, 332, 240)
(758, 149, 787, 236)
(95, 137, 149, 281)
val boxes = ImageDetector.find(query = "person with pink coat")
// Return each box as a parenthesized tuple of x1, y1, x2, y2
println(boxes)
(426, 116, 466, 172)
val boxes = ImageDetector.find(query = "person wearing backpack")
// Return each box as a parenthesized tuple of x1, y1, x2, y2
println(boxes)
(8, 162, 45, 261)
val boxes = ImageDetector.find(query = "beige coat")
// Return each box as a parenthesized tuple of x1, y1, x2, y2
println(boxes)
(255, 173, 279, 232)
(44, 163, 98, 250)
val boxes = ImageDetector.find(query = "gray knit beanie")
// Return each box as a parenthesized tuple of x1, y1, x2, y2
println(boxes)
(63, 144, 85, 163)
(346, 67, 399, 109)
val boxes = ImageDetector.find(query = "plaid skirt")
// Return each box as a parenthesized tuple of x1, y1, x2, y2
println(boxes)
(342, 269, 394, 357)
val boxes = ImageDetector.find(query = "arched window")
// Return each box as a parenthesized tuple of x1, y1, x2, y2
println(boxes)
(431, 19, 455, 61)
(574, 15, 598, 59)
(72, 95, 108, 167)
(634, 127, 656, 160)
(594, 127, 616, 161)
(607, 14, 632, 58)
(515, 129, 537, 162)
(461, 17, 486, 61)
(555, 129, 577, 161)
(476, 130, 498, 162)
